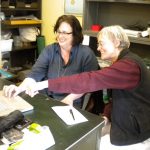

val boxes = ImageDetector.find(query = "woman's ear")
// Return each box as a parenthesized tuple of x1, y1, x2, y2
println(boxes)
(114, 40, 120, 48)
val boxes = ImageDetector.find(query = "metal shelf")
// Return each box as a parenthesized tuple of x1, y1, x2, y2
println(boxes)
(83, 30, 150, 45)
(1, 7, 40, 11)
(12, 45, 37, 51)
(1, 0, 41, 68)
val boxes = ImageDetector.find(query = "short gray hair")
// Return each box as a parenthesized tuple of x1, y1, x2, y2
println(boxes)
(97, 25, 130, 49)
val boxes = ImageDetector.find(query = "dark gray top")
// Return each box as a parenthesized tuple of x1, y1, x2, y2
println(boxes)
(28, 43, 99, 102)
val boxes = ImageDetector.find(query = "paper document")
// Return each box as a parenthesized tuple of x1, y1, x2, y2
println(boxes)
(52, 106, 88, 125)
(0, 91, 33, 116)
(3, 125, 55, 150)
(124, 29, 141, 37)
(82, 35, 90, 46)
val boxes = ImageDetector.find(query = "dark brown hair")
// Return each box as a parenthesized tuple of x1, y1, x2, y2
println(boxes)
(54, 15, 83, 46)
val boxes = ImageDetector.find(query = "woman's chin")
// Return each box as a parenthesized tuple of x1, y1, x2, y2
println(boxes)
(101, 56, 106, 60)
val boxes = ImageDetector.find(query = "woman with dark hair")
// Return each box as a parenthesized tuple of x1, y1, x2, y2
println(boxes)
(4, 15, 99, 108)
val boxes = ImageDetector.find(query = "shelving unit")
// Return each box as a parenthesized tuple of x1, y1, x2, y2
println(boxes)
(1, 0, 42, 68)
(83, 0, 150, 59)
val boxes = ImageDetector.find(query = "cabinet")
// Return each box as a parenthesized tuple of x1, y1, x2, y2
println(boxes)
(83, 0, 150, 60)
(1, 0, 42, 68)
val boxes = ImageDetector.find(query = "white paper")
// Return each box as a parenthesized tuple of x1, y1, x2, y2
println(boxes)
(124, 29, 141, 37)
(5, 126, 55, 150)
(82, 35, 90, 46)
(0, 91, 33, 116)
(52, 106, 88, 125)
(20, 126, 55, 150)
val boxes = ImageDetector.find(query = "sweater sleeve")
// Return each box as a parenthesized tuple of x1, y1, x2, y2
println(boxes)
(48, 59, 140, 94)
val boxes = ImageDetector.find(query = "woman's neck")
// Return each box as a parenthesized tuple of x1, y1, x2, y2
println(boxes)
(60, 47, 71, 65)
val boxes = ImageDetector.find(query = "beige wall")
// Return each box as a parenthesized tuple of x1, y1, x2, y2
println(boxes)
(42, 0, 82, 45)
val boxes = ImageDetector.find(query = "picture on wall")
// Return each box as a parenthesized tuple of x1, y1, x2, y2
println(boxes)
(64, 0, 83, 15)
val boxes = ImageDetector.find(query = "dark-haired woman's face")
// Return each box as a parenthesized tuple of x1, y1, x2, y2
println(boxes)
(56, 22, 73, 49)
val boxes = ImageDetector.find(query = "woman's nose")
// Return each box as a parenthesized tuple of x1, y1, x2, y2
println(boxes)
(97, 46, 101, 52)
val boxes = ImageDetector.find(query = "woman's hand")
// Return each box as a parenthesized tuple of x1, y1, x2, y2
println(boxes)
(102, 116, 110, 125)
(25, 80, 48, 97)
(61, 97, 73, 106)
(25, 83, 39, 98)
(3, 84, 23, 98)
(3, 78, 37, 98)
(61, 93, 84, 106)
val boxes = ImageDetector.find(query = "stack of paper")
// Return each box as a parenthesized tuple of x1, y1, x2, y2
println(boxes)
(124, 29, 141, 37)
(0, 91, 33, 116)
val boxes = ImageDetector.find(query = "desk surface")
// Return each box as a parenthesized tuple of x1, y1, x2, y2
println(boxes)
(0, 79, 104, 150)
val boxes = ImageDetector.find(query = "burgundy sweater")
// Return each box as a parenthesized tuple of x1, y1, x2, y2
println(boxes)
(48, 59, 140, 94)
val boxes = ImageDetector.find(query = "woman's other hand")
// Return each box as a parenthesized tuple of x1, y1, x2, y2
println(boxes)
(3, 78, 37, 98)
(25, 80, 48, 97)
(61, 93, 84, 106)
(3, 85, 23, 98)
(61, 97, 73, 106)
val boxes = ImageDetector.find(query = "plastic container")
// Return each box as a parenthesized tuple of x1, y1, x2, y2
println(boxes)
(91, 25, 103, 31)
(0, 39, 13, 52)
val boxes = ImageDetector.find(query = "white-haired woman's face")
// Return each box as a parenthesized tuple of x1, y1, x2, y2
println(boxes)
(97, 36, 120, 62)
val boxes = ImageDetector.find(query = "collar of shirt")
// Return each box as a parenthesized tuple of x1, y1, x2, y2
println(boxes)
(118, 49, 130, 60)
(54, 43, 78, 67)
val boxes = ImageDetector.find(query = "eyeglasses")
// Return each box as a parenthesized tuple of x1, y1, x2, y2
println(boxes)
(56, 31, 72, 36)
(97, 41, 106, 48)
(97, 42, 103, 48)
